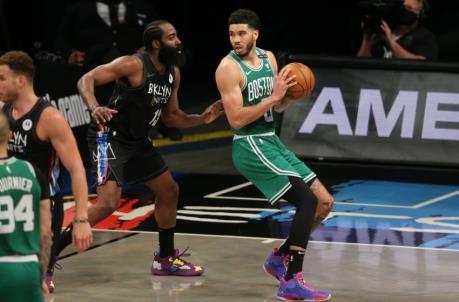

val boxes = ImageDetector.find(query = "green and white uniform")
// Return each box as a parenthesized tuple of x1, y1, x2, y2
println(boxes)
(229, 48, 316, 203)
(0, 157, 49, 302)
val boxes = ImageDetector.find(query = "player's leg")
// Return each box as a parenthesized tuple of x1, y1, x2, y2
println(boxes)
(232, 136, 300, 280)
(273, 138, 332, 301)
(279, 143, 335, 232)
(49, 195, 64, 258)
(122, 141, 203, 276)
(280, 176, 317, 280)
(309, 178, 334, 231)
(142, 170, 204, 276)
(54, 181, 121, 256)
(56, 129, 127, 256)
(276, 178, 331, 301)
(49, 129, 126, 292)
(0, 261, 44, 302)
(145, 169, 178, 255)
(45, 194, 64, 293)
(232, 135, 331, 300)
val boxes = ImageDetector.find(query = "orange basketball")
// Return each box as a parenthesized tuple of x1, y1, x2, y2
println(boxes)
(283, 62, 315, 100)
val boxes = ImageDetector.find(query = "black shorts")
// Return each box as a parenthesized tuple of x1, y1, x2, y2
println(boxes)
(87, 126, 167, 187)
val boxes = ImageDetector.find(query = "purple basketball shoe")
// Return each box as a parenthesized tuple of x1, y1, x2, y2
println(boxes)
(277, 272, 331, 301)
(263, 248, 289, 281)
(151, 248, 204, 276)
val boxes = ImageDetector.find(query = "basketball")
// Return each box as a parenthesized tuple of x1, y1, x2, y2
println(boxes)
(283, 62, 315, 100)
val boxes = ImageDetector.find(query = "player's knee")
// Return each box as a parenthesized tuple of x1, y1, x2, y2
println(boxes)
(316, 195, 334, 221)
(106, 201, 119, 213)
(168, 181, 179, 199)
(285, 176, 318, 210)
(96, 198, 119, 215)
(157, 181, 179, 203)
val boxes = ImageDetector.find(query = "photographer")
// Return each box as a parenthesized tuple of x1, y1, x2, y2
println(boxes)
(357, 0, 438, 60)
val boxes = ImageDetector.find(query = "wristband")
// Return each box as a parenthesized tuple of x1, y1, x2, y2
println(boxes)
(73, 218, 89, 224)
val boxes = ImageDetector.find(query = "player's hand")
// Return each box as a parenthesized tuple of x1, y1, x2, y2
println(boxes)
(72, 220, 93, 252)
(91, 106, 118, 124)
(202, 99, 224, 124)
(272, 66, 297, 102)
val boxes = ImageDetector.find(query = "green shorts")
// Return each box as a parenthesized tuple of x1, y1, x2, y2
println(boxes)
(232, 134, 316, 204)
(0, 260, 43, 302)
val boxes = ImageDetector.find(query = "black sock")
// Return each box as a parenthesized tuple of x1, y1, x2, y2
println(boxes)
(276, 239, 290, 255)
(158, 227, 175, 257)
(54, 224, 73, 259)
(48, 195, 64, 272)
(285, 250, 305, 281)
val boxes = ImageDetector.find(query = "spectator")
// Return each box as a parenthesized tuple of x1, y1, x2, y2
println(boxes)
(56, 0, 182, 139)
(55, 0, 159, 67)
(357, 0, 438, 60)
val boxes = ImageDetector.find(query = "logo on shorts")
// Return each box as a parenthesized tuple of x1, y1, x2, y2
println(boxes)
(169, 73, 173, 84)
(93, 142, 116, 162)
(22, 119, 33, 131)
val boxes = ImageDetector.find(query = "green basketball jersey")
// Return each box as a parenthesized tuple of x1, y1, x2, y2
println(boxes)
(228, 48, 276, 136)
(0, 158, 42, 256)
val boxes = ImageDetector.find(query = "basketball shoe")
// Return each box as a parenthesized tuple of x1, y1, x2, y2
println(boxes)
(277, 272, 331, 301)
(151, 248, 204, 276)
(263, 248, 288, 281)
(45, 257, 61, 293)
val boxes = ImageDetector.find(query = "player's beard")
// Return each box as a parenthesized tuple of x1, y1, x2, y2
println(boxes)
(0, 88, 18, 103)
(158, 43, 187, 68)
(236, 39, 255, 58)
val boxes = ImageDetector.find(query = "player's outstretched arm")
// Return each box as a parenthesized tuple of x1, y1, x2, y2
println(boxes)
(40, 108, 93, 252)
(162, 67, 224, 128)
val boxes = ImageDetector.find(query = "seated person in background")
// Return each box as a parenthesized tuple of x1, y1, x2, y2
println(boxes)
(56, 0, 182, 140)
(357, 0, 438, 60)
(55, 0, 158, 67)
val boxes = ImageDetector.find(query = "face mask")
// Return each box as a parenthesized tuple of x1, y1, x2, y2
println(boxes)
(158, 43, 187, 68)
(397, 7, 419, 25)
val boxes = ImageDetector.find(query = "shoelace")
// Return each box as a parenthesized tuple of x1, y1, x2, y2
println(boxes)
(48, 258, 62, 274)
(174, 247, 191, 260)
(298, 275, 317, 291)
(169, 247, 193, 267)
(54, 262, 63, 270)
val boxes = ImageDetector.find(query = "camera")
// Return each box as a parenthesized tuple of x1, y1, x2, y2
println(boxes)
(357, 0, 406, 34)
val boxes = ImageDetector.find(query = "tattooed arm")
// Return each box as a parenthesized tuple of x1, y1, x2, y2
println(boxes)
(39, 198, 52, 280)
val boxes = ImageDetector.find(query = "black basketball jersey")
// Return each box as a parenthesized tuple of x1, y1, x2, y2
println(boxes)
(101, 51, 176, 141)
(2, 98, 60, 195)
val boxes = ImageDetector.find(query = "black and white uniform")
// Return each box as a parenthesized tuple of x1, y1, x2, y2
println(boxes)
(88, 51, 175, 186)
(3, 98, 63, 262)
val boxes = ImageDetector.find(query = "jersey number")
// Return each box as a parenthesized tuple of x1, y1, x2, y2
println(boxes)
(264, 108, 274, 122)
(149, 109, 162, 127)
(0, 195, 34, 234)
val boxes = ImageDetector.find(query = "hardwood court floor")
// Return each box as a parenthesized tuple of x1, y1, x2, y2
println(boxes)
(48, 145, 459, 301)
(48, 231, 459, 302)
